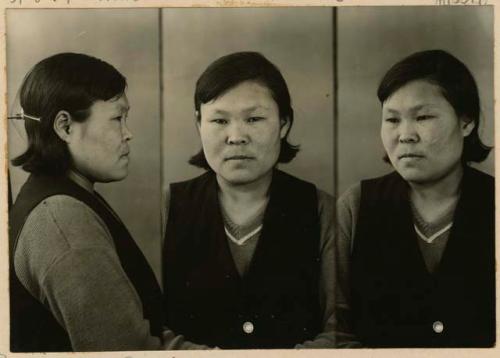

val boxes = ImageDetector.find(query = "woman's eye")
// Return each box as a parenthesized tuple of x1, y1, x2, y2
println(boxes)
(211, 118, 227, 125)
(384, 117, 399, 123)
(247, 116, 265, 123)
(417, 115, 435, 121)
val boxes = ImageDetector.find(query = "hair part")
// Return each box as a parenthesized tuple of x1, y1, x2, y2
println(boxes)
(12, 52, 127, 175)
(377, 49, 491, 163)
(189, 51, 299, 170)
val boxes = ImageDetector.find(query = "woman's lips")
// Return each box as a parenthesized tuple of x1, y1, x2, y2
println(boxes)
(225, 155, 254, 161)
(398, 153, 424, 159)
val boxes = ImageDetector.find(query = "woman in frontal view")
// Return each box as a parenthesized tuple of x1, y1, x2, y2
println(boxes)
(162, 51, 353, 348)
(337, 49, 495, 347)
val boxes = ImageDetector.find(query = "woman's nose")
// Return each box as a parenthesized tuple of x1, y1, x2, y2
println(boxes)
(122, 122, 133, 141)
(398, 119, 418, 143)
(226, 122, 248, 145)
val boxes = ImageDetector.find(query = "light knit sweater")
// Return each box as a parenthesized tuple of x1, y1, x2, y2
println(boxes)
(14, 194, 210, 351)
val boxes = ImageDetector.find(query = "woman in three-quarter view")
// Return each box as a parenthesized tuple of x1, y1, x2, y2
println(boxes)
(337, 49, 495, 347)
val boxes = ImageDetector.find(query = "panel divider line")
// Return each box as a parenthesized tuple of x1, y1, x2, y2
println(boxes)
(333, 7, 339, 203)
(158, 8, 165, 287)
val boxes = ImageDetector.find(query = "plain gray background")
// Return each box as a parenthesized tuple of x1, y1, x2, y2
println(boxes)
(338, 6, 494, 195)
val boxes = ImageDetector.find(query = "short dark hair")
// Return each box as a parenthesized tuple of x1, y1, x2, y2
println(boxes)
(11, 52, 127, 175)
(377, 49, 491, 163)
(189, 51, 299, 169)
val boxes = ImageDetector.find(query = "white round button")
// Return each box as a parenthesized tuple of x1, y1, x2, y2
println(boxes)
(243, 321, 254, 334)
(432, 320, 444, 334)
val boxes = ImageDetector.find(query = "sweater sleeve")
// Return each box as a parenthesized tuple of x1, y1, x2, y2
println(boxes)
(294, 188, 361, 348)
(14, 195, 209, 351)
(161, 187, 170, 248)
(334, 183, 362, 348)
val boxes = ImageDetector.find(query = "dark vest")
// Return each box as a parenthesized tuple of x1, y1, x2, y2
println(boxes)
(9, 174, 164, 352)
(352, 167, 495, 347)
(163, 170, 322, 348)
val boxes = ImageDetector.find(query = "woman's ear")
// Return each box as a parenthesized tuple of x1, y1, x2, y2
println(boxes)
(53, 110, 73, 142)
(279, 116, 291, 139)
(194, 110, 201, 132)
(461, 117, 475, 137)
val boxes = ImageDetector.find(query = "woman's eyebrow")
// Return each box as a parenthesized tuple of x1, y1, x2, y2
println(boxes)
(206, 109, 229, 115)
(207, 106, 270, 115)
(242, 105, 269, 113)
(383, 108, 400, 115)
(113, 104, 130, 114)
(409, 103, 437, 113)
(383, 103, 436, 114)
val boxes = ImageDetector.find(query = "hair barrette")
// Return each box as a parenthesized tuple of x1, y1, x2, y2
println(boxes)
(8, 108, 41, 122)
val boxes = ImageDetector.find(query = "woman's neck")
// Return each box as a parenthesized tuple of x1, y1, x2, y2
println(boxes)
(217, 171, 272, 226)
(67, 169, 94, 193)
(409, 164, 463, 223)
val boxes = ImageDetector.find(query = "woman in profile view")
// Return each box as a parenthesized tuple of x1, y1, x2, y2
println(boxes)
(337, 49, 495, 347)
(9, 53, 209, 352)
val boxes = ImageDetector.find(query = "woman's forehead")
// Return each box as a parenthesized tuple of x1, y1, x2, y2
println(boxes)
(382, 80, 448, 112)
(201, 81, 277, 115)
(91, 94, 130, 115)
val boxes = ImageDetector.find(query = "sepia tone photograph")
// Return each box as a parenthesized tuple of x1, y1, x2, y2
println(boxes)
(0, 0, 497, 357)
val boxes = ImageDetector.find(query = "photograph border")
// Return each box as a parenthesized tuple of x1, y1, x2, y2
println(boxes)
(0, 1, 498, 357)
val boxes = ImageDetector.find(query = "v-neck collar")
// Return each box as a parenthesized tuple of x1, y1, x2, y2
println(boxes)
(398, 168, 473, 279)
